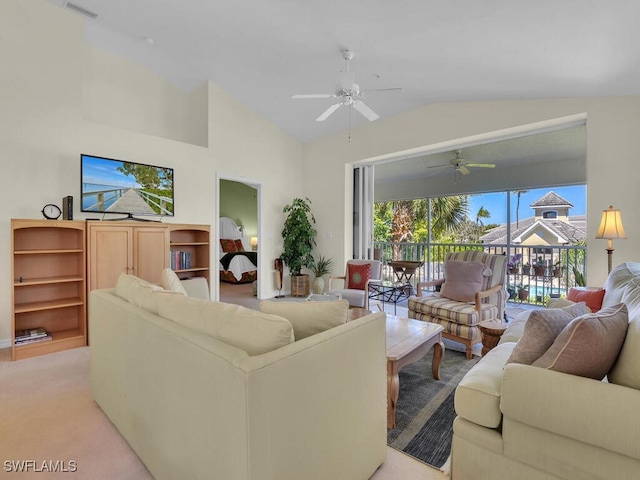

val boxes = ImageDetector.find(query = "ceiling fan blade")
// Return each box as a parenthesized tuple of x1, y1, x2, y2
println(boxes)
(353, 101, 379, 121)
(364, 87, 404, 94)
(458, 165, 470, 175)
(316, 103, 341, 122)
(293, 94, 334, 99)
(426, 163, 450, 169)
(340, 72, 355, 91)
(466, 163, 496, 168)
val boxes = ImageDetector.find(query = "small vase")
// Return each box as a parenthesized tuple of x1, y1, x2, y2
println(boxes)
(311, 276, 325, 295)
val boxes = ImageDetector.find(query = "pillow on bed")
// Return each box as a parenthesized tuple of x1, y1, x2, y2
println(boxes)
(220, 239, 238, 253)
(234, 239, 245, 252)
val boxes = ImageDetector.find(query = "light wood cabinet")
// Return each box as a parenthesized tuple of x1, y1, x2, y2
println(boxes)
(169, 224, 210, 284)
(11, 219, 87, 360)
(87, 221, 169, 291)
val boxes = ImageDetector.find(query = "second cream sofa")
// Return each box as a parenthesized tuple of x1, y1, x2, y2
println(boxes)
(451, 262, 640, 479)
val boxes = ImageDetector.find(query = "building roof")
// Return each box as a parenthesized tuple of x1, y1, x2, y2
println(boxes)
(480, 217, 586, 245)
(530, 191, 573, 209)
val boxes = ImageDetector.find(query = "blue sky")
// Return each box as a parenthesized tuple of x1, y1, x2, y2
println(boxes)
(82, 155, 141, 188)
(467, 185, 586, 225)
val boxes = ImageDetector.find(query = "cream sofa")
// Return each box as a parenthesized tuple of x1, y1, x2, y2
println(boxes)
(89, 275, 387, 480)
(451, 262, 640, 479)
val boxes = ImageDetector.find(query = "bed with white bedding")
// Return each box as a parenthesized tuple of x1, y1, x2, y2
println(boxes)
(219, 217, 257, 284)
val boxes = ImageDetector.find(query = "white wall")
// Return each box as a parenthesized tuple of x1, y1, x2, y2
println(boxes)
(303, 98, 640, 288)
(0, 0, 303, 345)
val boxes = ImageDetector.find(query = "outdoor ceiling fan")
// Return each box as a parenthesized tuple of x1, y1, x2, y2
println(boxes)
(292, 49, 403, 141)
(426, 150, 496, 181)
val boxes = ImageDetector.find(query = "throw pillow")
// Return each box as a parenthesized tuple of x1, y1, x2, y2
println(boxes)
(545, 297, 593, 313)
(159, 268, 188, 296)
(440, 260, 486, 303)
(156, 294, 294, 356)
(260, 299, 349, 340)
(507, 302, 588, 365)
(347, 263, 371, 290)
(234, 239, 245, 252)
(532, 303, 629, 380)
(567, 287, 606, 312)
(220, 239, 237, 253)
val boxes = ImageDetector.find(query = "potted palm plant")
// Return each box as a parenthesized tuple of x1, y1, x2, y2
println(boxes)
(281, 197, 317, 296)
(311, 255, 334, 294)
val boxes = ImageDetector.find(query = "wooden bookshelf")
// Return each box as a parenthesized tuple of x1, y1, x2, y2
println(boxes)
(169, 224, 210, 284)
(11, 219, 87, 360)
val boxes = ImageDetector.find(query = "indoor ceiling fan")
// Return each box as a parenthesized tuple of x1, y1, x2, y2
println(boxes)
(292, 49, 403, 141)
(427, 150, 496, 182)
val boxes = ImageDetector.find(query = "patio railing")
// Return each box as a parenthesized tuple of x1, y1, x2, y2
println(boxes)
(373, 241, 587, 306)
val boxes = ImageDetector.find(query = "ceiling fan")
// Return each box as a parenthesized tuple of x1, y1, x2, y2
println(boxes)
(427, 150, 496, 181)
(292, 49, 402, 141)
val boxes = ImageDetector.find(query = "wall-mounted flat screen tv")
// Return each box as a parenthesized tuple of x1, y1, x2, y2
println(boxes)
(81, 154, 174, 219)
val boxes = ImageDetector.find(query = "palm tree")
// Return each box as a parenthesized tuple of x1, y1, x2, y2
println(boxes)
(430, 196, 468, 239)
(390, 200, 413, 259)
(514, 190, 528, 229)
(475, 206, 490, 226)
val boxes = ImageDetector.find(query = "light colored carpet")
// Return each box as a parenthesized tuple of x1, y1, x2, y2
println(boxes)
(0, 347, 444, 480)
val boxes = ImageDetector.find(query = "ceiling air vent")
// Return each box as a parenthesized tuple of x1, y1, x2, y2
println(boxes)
(64, 1, 98, 19)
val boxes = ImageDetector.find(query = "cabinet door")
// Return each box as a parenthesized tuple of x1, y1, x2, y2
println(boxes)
(133, 226, 169, 284)
(88, 224, 133, 291)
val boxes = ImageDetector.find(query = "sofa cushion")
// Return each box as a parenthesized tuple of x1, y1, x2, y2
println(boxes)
(440, 260, 487, 303)
(159, 268, 188, 296)
(607, 301, 640, 389)
(455, 342, 515, 428)
(567, 287, 605, 312)
(347, 263, 371, 290)
(115, 273, 163, 302)
(507, 302, 588, 365)
(259, 299, 349, 340)
(180, 276, 210, 300)
(532, 303, 629, 380)
(156, 294, 294, 355)
(408, 295, 498, 326)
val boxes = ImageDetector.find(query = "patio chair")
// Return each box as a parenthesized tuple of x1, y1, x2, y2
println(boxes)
(408, 251, 507, 359)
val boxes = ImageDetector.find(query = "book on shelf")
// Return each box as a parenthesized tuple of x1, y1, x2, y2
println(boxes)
(170, 250, 192, 270)
(15, 327, 48, 342)
(15, 334, 53, 346)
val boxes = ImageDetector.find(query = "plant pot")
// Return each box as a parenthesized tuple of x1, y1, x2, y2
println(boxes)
(291, 274, 310, 297)
(553, 267, 563, 278)
(522, 265, 531, 275)
(518, 289, 529, 301)
(508, 267, 519, 275)
(534, 265, 546, 277)
(311, 276, 325, 295)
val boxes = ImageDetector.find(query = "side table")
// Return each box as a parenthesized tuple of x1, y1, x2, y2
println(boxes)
(478, 320, 507, 356)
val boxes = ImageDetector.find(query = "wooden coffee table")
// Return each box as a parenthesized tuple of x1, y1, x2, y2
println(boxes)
(386, 316, 445, 428)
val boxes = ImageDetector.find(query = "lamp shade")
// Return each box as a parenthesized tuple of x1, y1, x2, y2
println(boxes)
(595, 206, 626, 240)
(250, 236, 258, 249)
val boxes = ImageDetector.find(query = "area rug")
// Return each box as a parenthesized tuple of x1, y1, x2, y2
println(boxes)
(387, 344, 480, 468)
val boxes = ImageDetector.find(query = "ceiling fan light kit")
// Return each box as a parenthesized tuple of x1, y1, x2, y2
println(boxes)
(292, 49, 402, 142)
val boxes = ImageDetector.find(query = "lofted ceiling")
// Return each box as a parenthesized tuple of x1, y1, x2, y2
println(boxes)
(47, 0, 640, 145)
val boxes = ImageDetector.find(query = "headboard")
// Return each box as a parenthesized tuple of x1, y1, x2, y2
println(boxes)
(219, 217, 241, 240)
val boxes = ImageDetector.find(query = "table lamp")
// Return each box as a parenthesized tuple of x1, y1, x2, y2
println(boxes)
(595, 205, 626, 274)
(250, 236, 258, 251)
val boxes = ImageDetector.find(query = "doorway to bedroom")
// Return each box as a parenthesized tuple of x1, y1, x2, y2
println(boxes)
(217, 176, 261, 307)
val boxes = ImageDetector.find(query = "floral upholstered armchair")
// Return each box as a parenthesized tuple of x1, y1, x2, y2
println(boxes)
(408, 251, 507, 359)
